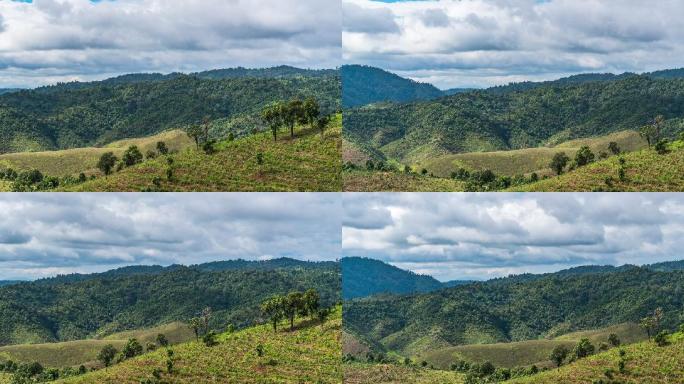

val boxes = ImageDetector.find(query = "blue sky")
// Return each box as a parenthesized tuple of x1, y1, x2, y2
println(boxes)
(343, 0, 684, 89)
(0, 193, 341, 280)
(0, 0, 341, 88)
(343, 193, 684, 281)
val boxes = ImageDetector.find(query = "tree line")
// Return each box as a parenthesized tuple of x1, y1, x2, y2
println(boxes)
(261, 97, 330, 141)
(261, 289, 331, 332)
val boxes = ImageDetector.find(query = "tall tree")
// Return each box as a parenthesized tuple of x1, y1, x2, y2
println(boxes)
(283, 291, 303, 330)
(283, 99, 304, 139)
(262, 102, 284, 141)
(303, 97, 320, 130)
(261, 296, 285, 332)
(97, 152, 118, 176)
(97, 344, 117, 368)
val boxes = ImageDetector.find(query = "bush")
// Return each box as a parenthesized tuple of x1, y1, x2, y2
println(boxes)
(156, 141, 169, 155)
(203, 331, 217, 347)
(654, 330, 669, 346)
(122, 338, 143, 359)
(655, 139, 669, 154)
(122, 146, 143, 167)
(145, 150, 157, 160)
(575, 146, 595, 167)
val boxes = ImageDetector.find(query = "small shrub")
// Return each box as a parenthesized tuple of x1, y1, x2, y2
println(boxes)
(655, 139, 669, 154)
(256, 344, 264, 357)
(156, 141, 169, 155)
(145, 150, 157, 160)
(654, 330, 669, 346)
(203, 331, 217, 347)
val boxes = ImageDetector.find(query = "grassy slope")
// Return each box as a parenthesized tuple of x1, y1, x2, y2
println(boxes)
(0, 130, 193, 177)
(0, 373, 10, 384)
(419, 323, 644, 370)
(56, 308, 342, 384)
(344, 363, 464, 384)
(513, 144, 684, 191)
(418, 130, 646, 178)
(343, 171, 465, 192)
(507, 332, 684, 384)
(62, 114, 342, 192)
(0, 323, 193, 368)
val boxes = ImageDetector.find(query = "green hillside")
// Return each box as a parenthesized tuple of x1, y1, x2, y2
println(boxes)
(344, 73, 684, 164)
(0, 323, 193, 368)
(419, 130, 646, 178)
(343, 170, 466, 192)
(341, 65, 443, 108)
(507, 331, 684, 383)
(0, 130, 193, 177)
(55, 307, 342, 384)
(56, 114, 341, 192)
(344, 363, 465, 384)
(418, 323, 645, 370)
(344, 266, 684, 358)
(0, 68, 339, 154)
(512, 139, 684, 191)
(0, 261, 340, 346)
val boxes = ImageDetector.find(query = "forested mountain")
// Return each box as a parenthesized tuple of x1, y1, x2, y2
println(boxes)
(341, 257, 470, 299)
(342, 257, 443, 299)
(0, 281, 21, 287)
(0, 259, 340, 346)
(341, 65, 444, 108)
(0, 67, 340, 154)
(344, 74, 684, 162)
(344, 262, 684, 355)
(0, 89, 20, 95)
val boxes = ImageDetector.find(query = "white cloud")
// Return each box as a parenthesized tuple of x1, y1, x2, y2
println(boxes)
(0, 193, 341, 280)
(343, 193, 684, 281)
(343, 0, 684, 88)
(0, 0, 342, 87)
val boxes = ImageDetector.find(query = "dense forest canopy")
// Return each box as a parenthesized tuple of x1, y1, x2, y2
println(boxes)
(344, 260, 684, 355)
(341, 65, 444, 108)
(0, 67, 340, 154)
(0, 259, 340, 346)
(342, 257, 470, 300)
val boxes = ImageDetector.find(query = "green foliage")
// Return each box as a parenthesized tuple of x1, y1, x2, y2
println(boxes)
(574, 146, 595, 167)
(550, 345, 569, 367)
(97, 345, 117, 367)
(122, 146, 143, 167)
(97, 152, 118, 176)
(572, 338, 595, 359)
(121, 339, 143, 359)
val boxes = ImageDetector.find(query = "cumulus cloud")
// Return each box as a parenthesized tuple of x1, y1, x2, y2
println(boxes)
(342, 193, 684, 281)
(0, 0, 341, 88)
(0, 193, 341, 280)
(343, 0, 684, 88)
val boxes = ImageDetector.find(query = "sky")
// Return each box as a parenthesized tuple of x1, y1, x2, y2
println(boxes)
(343, 193, 684, 281)
(0, 193, 341, 280)
(343, 0, 684, 89)
(0, 0, 342, 88)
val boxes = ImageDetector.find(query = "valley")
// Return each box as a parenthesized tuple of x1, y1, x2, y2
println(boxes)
(342, 257, 684, 383)
(342, 66, 684, 192)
